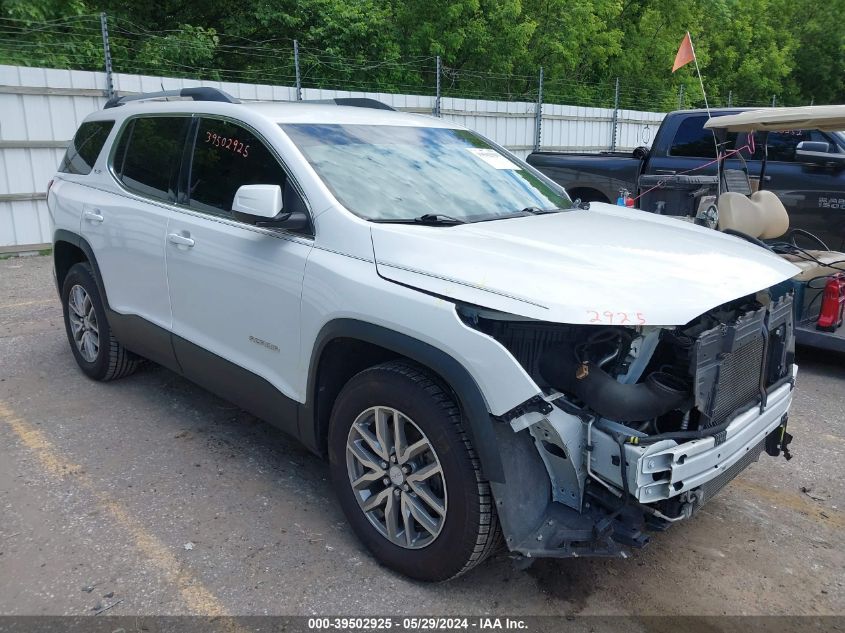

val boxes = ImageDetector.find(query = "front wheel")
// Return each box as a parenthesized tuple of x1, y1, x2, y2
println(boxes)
(328, 361, 500, 581)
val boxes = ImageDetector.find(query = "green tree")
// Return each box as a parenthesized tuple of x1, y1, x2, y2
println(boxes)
(2, 0, 844, 108)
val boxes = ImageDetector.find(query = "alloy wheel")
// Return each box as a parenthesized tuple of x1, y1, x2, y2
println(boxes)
(345, 406, 447, 549)
(67, 284, 99, 363)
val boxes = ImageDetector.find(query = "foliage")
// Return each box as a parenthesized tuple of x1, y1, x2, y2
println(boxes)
(1, 0, 843, 109)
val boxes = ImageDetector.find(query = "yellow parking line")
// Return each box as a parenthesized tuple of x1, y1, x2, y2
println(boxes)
(0, 399, 235, 619)
(0, 402, 82, 477)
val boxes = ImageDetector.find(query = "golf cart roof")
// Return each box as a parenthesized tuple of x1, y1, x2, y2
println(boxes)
(703, 105, 845, 132)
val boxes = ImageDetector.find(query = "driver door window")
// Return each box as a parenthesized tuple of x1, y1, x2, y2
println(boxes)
(188, 118, 288, 216)
(749, 130, 832, 162)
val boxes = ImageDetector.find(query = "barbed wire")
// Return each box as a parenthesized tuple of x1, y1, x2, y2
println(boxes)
(0, 16, 816, 112)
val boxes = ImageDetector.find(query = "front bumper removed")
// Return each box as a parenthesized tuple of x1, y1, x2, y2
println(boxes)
(588, 364, 797, 503)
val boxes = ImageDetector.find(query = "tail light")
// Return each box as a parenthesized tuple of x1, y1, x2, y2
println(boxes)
(816, 273, 845, 332)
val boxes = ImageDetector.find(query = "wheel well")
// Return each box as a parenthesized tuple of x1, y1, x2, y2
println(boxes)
(313, 338, 399, 454)
(54, 240, 88, 289)
(568, 187, 610, 204)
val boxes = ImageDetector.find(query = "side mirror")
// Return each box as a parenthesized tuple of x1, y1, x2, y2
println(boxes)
(232, 184, 283, 218)
(231, 184, 310, 232)
(255, 210, 310, 232)
(632, 146, 650, 160)
(795, 140, 845, 165)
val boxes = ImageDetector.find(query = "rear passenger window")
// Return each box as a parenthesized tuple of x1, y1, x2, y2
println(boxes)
(669, 115, 737, 158)
(112, 117, 190, 202)
(59, 121, 114, 175)
(187, 118, 287, 216)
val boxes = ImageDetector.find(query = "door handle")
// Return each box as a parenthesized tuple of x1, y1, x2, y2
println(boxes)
(655, 169, 677, 175)
(83, 209, 104, 223)
(167, 233, 195, 248)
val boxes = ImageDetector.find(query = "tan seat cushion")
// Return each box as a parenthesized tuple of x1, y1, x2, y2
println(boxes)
(782, 250, 845, 282)
(717, 190, 790, 239)
(717, 192, 766, 237)
(750, 190, 790, 239)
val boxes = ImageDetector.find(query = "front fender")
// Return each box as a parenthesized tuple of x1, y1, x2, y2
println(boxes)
(302, 318, 507, 483)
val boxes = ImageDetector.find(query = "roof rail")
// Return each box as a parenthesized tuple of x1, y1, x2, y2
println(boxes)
(303, 97, 395, 111)
(104, 87, 240, 109)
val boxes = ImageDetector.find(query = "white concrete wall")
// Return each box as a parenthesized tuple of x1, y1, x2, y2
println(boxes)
(0, 64, 666, 250)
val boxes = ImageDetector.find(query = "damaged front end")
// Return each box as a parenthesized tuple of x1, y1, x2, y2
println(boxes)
(459, 291, 797, 561)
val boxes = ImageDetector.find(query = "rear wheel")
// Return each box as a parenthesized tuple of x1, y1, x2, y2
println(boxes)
(328, 360, 500, 581)
(61, 262, 138, 381)
(569, 187, 610, 204)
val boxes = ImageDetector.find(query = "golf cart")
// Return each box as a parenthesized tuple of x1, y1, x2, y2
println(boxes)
(665, 106, 845, 352)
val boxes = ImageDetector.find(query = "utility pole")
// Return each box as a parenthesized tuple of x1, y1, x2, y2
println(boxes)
(433, 55, 442, 117)
(727, 90, 732, 107)
(772, 95, 777, 107)
(293, 40, 302, 101)
(610, 77, 620, 151)
(678, 84, 685, 110)
(100, 12, 114, 100)
(533, 66, 544, 152)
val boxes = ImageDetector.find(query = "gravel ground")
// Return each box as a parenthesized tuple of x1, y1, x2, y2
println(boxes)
(0, 254, 843, 619)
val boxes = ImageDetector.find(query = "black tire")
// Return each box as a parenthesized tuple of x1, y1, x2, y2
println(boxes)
(328, 360, 500, 581)
(569, 187, 609, 204)
(61, 262, 138, 381)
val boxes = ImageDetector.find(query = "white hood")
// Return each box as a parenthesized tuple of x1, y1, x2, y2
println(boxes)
(370, 203, 799, 326)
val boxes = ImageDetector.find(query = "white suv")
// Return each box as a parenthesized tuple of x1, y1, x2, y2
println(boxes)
(49, 88, 799, 581)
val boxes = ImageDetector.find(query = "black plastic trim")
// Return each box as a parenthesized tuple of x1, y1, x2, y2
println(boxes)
(106, 311, 182, 374)
(53, 229, 107, 304)
(104, 87, 240, 109)
(302, 319, 506, 483)
(496, 394, 553, 423)
(303, 98, 395, 111)
(171, 334, 299, 437)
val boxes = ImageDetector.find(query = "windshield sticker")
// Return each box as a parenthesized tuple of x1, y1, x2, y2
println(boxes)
(465, 148, 520, 170)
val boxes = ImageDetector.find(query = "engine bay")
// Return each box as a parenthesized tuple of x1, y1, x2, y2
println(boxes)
(461, 292, 794, 441)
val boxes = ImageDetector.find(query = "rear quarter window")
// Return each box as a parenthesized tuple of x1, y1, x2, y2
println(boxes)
(59, 121, 115, 175)
(112, 116, 191, 202)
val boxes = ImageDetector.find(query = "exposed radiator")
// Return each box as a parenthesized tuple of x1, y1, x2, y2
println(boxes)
(693, 294, 794, 430)
(708, 335, 766, 427)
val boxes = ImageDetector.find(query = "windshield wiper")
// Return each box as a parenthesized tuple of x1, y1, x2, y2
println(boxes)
(519, 206, 568, 215)
(373, 213, 466, 226)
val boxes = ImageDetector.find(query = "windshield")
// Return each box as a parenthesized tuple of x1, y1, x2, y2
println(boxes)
(281, 124, 571, 222)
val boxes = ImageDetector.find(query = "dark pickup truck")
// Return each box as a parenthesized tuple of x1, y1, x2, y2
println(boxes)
(527, 108, 845, 250)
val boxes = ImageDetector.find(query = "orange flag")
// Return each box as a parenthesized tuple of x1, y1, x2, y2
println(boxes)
(672, 32, 695, 72)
